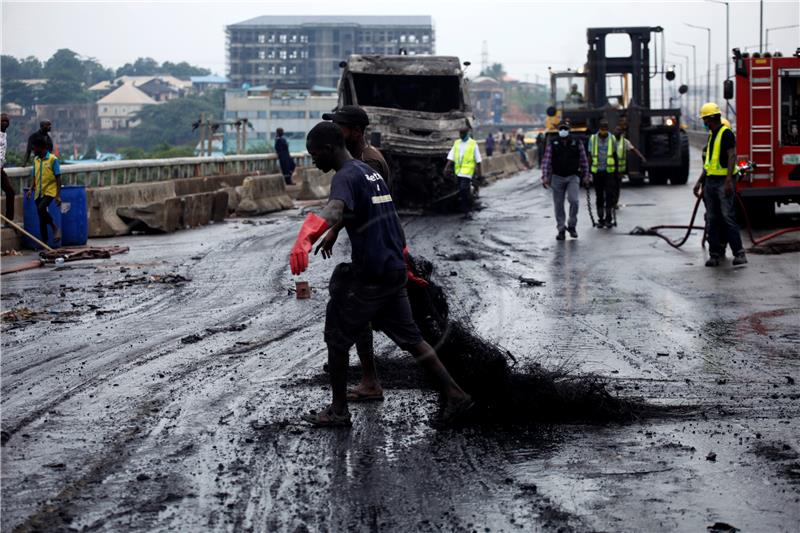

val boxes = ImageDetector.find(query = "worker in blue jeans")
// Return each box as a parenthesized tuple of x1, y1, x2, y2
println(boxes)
(693, 102, 747, 267)
(444, 127, 482, 219)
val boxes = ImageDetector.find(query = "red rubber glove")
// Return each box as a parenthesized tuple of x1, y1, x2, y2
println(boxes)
(403, 246, 428, 288)
(289, 213, 330, 275)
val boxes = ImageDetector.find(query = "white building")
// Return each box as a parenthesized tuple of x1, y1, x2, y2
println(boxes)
(223, 85, 337, 153)
(96, 83, 158, 130)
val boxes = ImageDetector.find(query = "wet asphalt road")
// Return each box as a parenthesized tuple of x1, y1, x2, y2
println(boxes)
(2, 153, 799, 532)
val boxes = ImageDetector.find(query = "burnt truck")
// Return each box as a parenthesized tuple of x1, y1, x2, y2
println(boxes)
(335, 55, 474, 210)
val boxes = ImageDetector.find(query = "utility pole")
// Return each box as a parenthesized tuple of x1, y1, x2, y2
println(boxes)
(759, 0, 764, 53)
(675, 42, 698, 126)
(481, 40, 489, 75)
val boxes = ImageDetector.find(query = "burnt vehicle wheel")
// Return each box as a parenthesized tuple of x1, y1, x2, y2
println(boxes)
(648, 169, 668, 185)
(669, 130, 690, 185)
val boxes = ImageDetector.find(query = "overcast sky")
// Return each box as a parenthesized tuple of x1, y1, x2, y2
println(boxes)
(2, 0, 798, 84)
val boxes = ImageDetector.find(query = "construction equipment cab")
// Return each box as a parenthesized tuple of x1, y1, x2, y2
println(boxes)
(546, 27, 689, 186)
(729, 48, 800, 223)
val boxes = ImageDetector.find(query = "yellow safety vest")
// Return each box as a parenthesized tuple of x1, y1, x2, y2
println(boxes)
(453, 138, 477, 177)
(589, 134, 616, 173)
(32, 152, 60, 199)
(704, 125, 738, 176)
(616, 136, 628, 173)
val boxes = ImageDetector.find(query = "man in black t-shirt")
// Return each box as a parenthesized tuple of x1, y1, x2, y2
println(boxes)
(288, 122, 473, 427)
(318, 105, 392, 403)
(693, 103, 746, 267)
(23, 121, 54, 167)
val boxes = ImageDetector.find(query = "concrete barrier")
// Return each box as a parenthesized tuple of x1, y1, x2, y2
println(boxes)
(117, 197, 184, 234)
(87, 181, 178, 237)
(181, 192, 216, 228)
(3, 153, 313, 192)
(298, 168, 334, 200)
(235, 174, 293, 216)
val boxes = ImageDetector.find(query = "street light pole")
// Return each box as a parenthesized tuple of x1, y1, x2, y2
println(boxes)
(765, 24, 800, 51)
(759, 0, 764, 53)
(675, 41, 698, 126)
(685, 23, 712, 104)
(707, 0, 732, 115)
(668, 53, 690, 119)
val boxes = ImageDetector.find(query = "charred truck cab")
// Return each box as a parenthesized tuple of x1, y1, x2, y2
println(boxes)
(336, 55, 473, 210)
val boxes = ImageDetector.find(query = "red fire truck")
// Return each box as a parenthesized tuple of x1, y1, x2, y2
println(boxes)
(729, 48, 800, 223)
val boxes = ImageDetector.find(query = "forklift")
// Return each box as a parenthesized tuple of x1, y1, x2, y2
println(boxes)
(546, 26, 690, 185)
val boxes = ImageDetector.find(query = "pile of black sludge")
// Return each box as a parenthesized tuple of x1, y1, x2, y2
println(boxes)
(405, 255, 663, 425)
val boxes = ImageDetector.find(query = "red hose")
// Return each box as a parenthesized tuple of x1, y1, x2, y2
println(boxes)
(630, 193, 800, 249)
(734, 194, 800, 246)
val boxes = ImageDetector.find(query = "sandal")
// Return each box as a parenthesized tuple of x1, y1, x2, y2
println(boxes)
(440, 395, 475, 425)
(346, 387, 384, 402)
(301, 405, 352, 427)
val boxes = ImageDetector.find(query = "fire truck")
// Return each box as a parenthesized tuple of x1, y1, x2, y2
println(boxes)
(729, 48, 800, 223)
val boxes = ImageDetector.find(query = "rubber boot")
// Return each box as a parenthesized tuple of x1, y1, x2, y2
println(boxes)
(604, 208, 614, 228)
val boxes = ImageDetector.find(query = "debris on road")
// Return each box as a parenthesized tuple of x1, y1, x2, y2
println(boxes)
(39, 246, 130, 264)
(441, 251, 483, 261)
(181, 323, 248, 344)
(519, 276, 545, 287)
(706, 451, 717, 461)
(407, 255, 665, 424)
(707, 521, 738, 532)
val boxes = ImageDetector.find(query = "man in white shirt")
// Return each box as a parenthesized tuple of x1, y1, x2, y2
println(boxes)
(444, 127, 482, 219)
(0, 113, 15, 223)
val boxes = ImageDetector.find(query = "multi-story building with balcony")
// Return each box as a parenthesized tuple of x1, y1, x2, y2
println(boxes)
(226, 15, 435, 89)
(223, 85, 338, 153)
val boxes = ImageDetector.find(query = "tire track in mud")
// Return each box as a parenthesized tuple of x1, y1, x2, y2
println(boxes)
(2, 220, 325, 529)
(2, 223, 297, 441)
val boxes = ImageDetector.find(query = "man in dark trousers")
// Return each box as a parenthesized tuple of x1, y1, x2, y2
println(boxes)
(587, 119, 618, 228)
(0, 113, 14, 223)
(289, 122, 473, 427)
(27, 137, 62, 246)
(23, 120, 53, 167)
(693, 102, 747, 267)
(541, 120, 591, 240)
(274, 128, 295, 185)
(485, 131, 495, 157)
(317, 105, 391, 403)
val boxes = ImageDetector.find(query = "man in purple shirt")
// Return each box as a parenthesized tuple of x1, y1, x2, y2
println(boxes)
(541, 120, 591, 240)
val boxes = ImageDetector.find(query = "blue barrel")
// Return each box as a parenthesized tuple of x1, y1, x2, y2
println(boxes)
(23, 188, 63, 249)
(59, 185, 88, 246)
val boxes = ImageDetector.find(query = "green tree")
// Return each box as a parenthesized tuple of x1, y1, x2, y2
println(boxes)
(1, 55, 43, 79)
(43, 49, 85, 82)
(116, 57, 160, 77)
(1, 80, 37, 108)
(129, 89, 224, 150)
(38, 79, 91, 104)
(480, 63, 506, 81)
(160, 61, 210, 79)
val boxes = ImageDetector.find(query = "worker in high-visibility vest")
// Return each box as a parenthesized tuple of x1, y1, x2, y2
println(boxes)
(693, 102, 747, 267)
(444, 127, 483, 219)
(612, 125, 647, 208)
(587, 119, 617, 228)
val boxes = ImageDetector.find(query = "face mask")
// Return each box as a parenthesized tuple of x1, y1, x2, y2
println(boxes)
(558, 129, 569, 138)
(703, 123, 710, 131)
(461, 134, 469, 141)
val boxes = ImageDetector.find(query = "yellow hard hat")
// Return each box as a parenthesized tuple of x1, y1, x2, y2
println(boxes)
(699, 102, 722, 118)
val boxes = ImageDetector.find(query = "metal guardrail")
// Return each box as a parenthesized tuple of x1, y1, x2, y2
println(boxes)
(4, 152, 312, 190)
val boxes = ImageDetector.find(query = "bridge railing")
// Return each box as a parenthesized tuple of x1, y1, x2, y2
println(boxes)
(4, 153, 312, 191)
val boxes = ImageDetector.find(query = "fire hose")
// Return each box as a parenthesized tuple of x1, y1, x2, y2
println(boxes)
(629, 191, 800, 250)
